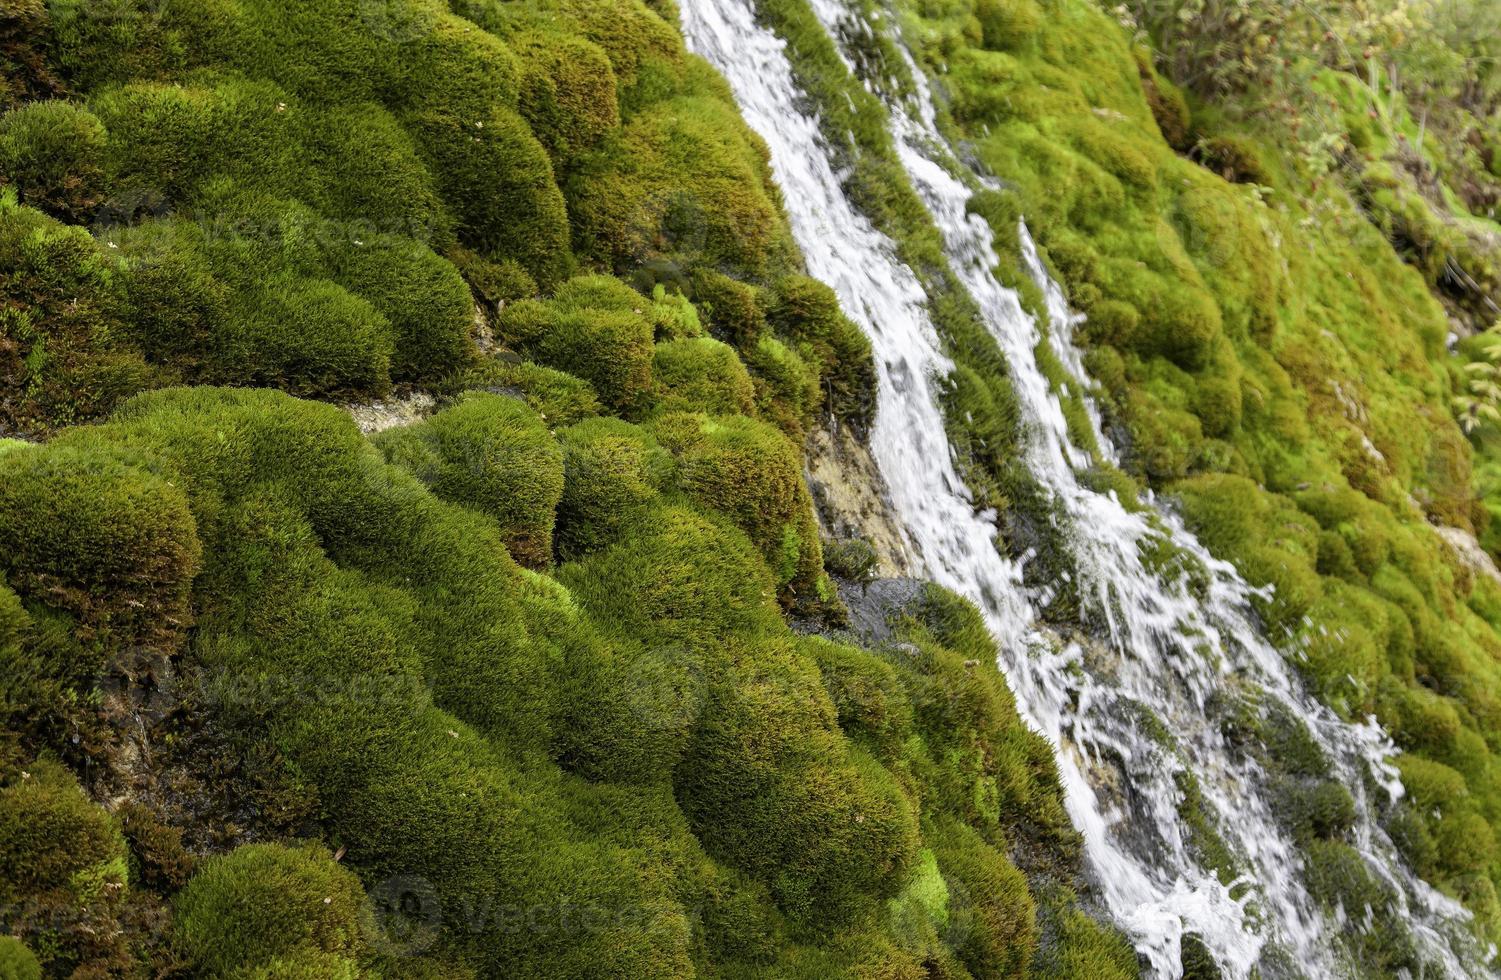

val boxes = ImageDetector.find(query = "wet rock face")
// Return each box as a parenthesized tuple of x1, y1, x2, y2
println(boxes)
(342, 391, 437, 435)
(833, 576, 927, 647)
(804, 422, 913, 577)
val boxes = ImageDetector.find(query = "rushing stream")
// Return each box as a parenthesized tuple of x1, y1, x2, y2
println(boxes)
(679, 0, 1493, 975)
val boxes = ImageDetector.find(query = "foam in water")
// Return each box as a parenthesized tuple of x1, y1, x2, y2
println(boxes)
(679, 0, 1491, 974)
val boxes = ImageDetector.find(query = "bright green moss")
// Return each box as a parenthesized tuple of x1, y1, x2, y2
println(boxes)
(0, 441, 200, 647)
(92, 77, 448, 236)
(374, 393, 564, 568)
(0, 936, 41, 980)
(556, 0, 687, 113)
(654, 413, 824, 599)
(803, 636, 913, 755)
(0, 100, 109, 222)
(555, 417, 672, 558)
(744, 335, 821, 439)
(447, 247, 536, 307)
(172, 843, 369, 977)
(238, 276, 396, 397)
(651, 338, 757, 416)
(498, 276, 656, 415)
(559, 503, 781, 649)
(63, 388, 702, 977)
(1173, 474, 1321, 636)
(552, 611, 703, 784)
(312, 231, 474, 384)
(440, 356, 602, 428)
(1032, 902, 1138, 980)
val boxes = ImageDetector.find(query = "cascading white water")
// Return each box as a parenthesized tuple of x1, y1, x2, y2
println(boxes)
(679, 0, 1492, 975)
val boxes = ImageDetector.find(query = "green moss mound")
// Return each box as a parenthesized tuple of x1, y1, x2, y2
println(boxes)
(375, 392, 564, 568)
(0, 0, 1149, 974)
(0, 936, 41, 980)
(0, 441, 201, 646)
(651, 338, 757, 417)
(173, 842, 369, 977)
(654, 413, 826, 601)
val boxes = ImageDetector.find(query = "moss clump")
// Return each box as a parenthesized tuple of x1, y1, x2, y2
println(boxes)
(560, 503, 781, 649)
(823, 537, 881, 588)
(929, 817, 1037, 978)
(442, 356, 602, 428)
(173, 842, 369, 977)
(407, 106, 573, 290)
(497, 275, 656, 415)
(511, 30, 619, 167)
(677, 635, 921, 926)
(1031, 902, 1139, 979)
(568, 96, 787, 276)
(744, 334, 821, 438)
(651, 337, 757, 417)
(0, 759, 126, 905)
(691, 268, 764, 347)
(0, 936, 41, 980)
(0, 195, 162, 434)
(375, 393, 564, 569)
(654, 413, 825, 600)
(555, 417, 672, 559)
(0, 759, 132, 975)
(0, 100, 109, 222)
(0, 441, 200, 647)
(767, 274, 876, 429)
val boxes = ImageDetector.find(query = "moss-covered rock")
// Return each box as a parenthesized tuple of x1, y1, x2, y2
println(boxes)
(0, 441, 200, 646)
(0, 100, 109, 221)
(375, 392, 564, 568)
(766, 274, 876, 429)
(498, 276, 657, 415)
(0, 759, 131, 975)
(555, 417, 672, 559)
(173, 842, 369, 977)
(651, 338, 757, 416)
(654, 413, 824, 600)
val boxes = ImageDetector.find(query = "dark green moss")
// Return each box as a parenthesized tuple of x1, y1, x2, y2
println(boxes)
(0, 100, 109, 221)
(0, 441, 200, 647)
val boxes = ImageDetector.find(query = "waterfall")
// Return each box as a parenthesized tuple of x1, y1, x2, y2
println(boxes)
(678, 0, 1491, 975)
